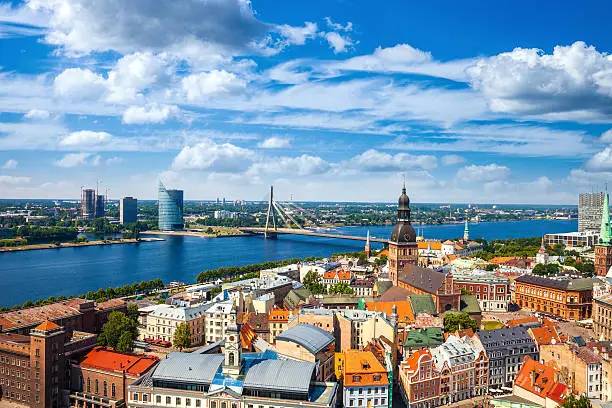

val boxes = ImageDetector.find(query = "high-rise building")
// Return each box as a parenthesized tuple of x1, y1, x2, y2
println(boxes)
(158, 181, 184, 231)
(388, 183, 418, 285)
(596, 189, 612, 276)
(94, 194, 105, 218)
(120, 196, 138, 224)
(81, 188, 95, 220)
(579, 192, 605, 232)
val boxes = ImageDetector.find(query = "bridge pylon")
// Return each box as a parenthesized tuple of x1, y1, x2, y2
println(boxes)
(264, 185, 278, 239)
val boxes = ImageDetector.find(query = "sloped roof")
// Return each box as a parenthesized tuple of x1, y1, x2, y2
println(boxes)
(460, 295, 481, 314)
(515, 357, 568, 403)
(366, 301, 414, 323)
(275, 324, 334, 354)
(404, 328, 444, 348)
(409, 294, 437, 315)
(398, 265, 447, 294)
(152, 353, 223, 384)
(35, 320, 60, 331)
(243, 359, 314, 394)
(373, 281, 393, 296)
(379, 286, 411, 302)
(343, 350, 388, 387)
(515, 275, 598, 291)
(80, 346, 158, 376)
(507, 317, 540, 328)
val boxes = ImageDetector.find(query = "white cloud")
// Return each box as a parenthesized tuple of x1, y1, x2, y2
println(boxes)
(586, 147, 612, 171)
(347, 149, 437, 172)
(258, 137, 291, 149)
(122, 104, 179, 124)
(26, 0, 268, 56)
(181, 70, 246, 101)
(106, 52, 171, 102)
(53, 68, 107, 101)
(0, 175, 30, 185)
(54, 152, 92, 168)
(324, 17, 352, 32)
(106, 157, 123, 166)
(456, 164, 510, 182)
(2, 159, 18, 169)
(441, 154, 466, 166)
(277, 22, 318, 46)
(24, 109, 50, 120)
(90, 155, 101, 166)
(59, 130, 112, 147)
(247, 154, 329, 177)
(171, 140, 255, 172)
(325, 32, 352, 54)
(601, 129, 612, 143)
(467, 41, 612, 118)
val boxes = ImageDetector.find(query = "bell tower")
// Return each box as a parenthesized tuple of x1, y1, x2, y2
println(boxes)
(595, 188, 612, 276)
(222, 304, 242, 377)
(388, 182, 418, 285)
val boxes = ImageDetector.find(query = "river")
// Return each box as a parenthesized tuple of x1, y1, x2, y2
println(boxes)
(0, 219, 577, 307)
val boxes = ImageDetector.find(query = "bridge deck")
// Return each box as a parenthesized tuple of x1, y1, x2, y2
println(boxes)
(239, 227, 387, 243)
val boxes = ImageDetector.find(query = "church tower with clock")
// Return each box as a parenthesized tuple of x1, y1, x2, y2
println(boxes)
(222, 304, 243, 378)
(388, 182, 418, 286)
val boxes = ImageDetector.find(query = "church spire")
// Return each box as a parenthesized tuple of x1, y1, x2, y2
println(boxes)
(463, 218, 470, 241)
(600, 187, 612, 246)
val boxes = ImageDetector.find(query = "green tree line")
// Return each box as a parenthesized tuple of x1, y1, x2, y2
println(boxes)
(195, 258, 302, 283)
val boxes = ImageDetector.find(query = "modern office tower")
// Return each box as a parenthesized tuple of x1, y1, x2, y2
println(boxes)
(579, 192, 605, 232)
(94, 194, 105, 218)
(81, 188, 95, 220)
(158, 181, 184, 231)
(120, 196, 138, 224)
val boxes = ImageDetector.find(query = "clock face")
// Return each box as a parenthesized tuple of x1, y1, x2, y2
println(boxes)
(404, 232, 412, 240)
(229, 335, 235, 341)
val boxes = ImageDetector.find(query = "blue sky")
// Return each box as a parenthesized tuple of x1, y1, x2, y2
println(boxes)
(0, 0, 611, 203)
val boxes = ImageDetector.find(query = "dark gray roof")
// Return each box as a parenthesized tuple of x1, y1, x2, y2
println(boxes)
(152, 353, 223, 384)
(243, 359, 315, 394)
(275, 324, 334, 354)
(399, 264, 447, 294)
(515, 275, 597, 291)
(477, 326, 534, 352)
(374, 280, 393, 296)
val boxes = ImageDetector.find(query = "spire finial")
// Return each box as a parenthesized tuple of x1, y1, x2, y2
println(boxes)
(402, 174, 406, 192)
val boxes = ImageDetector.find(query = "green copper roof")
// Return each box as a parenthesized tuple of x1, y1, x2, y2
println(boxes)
(409, 294, 436, 315)
(464, 219, 469, 238)
(460, 294, 481, 314)
(601, 190, 612, 246)
(404, 327, 444, 348)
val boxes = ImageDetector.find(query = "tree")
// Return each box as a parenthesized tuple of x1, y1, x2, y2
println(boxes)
(173, 323, 191, 350)
(560, 394, 591, 408)
(127, 303, 139, 322)
(533, 263, 560, 276)
(97, 311, 138, 352)
(443, 312, 478, 332)
(303, 271, 327, 295)
(485, 263, 498, 271)
(328, 282, 354, 295)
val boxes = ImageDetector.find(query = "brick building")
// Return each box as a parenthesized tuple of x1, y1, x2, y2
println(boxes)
(594, 293, 612, 341)
(388, 184, 419, 285)
(0, 298, 126, 336)
(453, 272, 511, 312)
(0, 320, 96, 407)
(514, 275, 597, 320)
(398, 349, 441, 408)
(397, 265, 461, 313)
(70, 346, 158, 408)
(595, 189, 612, 276)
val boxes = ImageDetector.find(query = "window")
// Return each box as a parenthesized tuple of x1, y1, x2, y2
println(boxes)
(87, 378, 91, 393)
(156, 396, 162, 403)
(95, 379, 99, 394)
(103, 381, 107, 397)
(112, 383, 116, 398)
(186, 398, 191, 406)
(196, 400, 201, 407)
(143, 395, 148, 402)
(176, 397, 181, 405)
(211, 402, 217, 408)
(133, 393, 139, 401)
(166, 396, 171, 404)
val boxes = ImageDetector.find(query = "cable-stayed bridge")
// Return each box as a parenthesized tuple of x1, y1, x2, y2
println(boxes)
(237, 186, 387, 243)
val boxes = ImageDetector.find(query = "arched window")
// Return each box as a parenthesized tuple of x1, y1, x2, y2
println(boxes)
(86, 378, 90, 393)
(111, 383, 116, 398)
(95, 379, 99, 394)
(228, 353, 235, 366)
(103, 381, 107, 397)
(221, 403, 227, 408)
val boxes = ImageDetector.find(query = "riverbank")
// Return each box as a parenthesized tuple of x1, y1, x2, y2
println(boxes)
(0, 237, 163, 253)
(142, 227, 246, 238)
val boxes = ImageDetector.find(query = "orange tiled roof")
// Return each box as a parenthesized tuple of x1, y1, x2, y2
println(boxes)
(35, 320, 60, 331)
(323, 270, 351, 280)
(0, 299, 91, 330)
(269, 308, 290, 322)
(377, 249, 389, 258)
(343, 350, 389, 387)
(515, 357, 568, 403)
(80, 347, 158, 376)
(529, 327, 560, 346)
(401, 349, 432, 374)
(366, 301, 414, 324)
(507, 317, 540, 328)
(96, 298, 126, 310)
(489, 257, 515, 265)
(418, 241, 442, 250)
(240, 322, 257, 349)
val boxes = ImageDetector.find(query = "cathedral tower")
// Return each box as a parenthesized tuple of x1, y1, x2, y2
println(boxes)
(388, 182, 418, 285)
(595, 188, 612, 276)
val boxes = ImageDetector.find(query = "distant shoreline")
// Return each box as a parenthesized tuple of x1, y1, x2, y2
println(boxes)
(141, 229, 247, 238)
(0, 237, 163, 253)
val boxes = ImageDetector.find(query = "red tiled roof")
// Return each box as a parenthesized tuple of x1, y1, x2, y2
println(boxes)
(515, 357, 568, 403)
(343, 350, 389, 387)
(366, 301, 414, 324)
(323, 270, 351, 280)
(80, 347, 158, 376)
(0, 299, 91, 330)
(35, 320, 60, 331)
(96, 298, 126, 310)
(402, 349, 432, 374)
(507, 317, 539, 328)
(269, 308, 290, 322)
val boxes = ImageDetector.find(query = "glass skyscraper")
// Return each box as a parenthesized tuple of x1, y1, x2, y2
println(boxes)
(158, 181, 184, 231)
